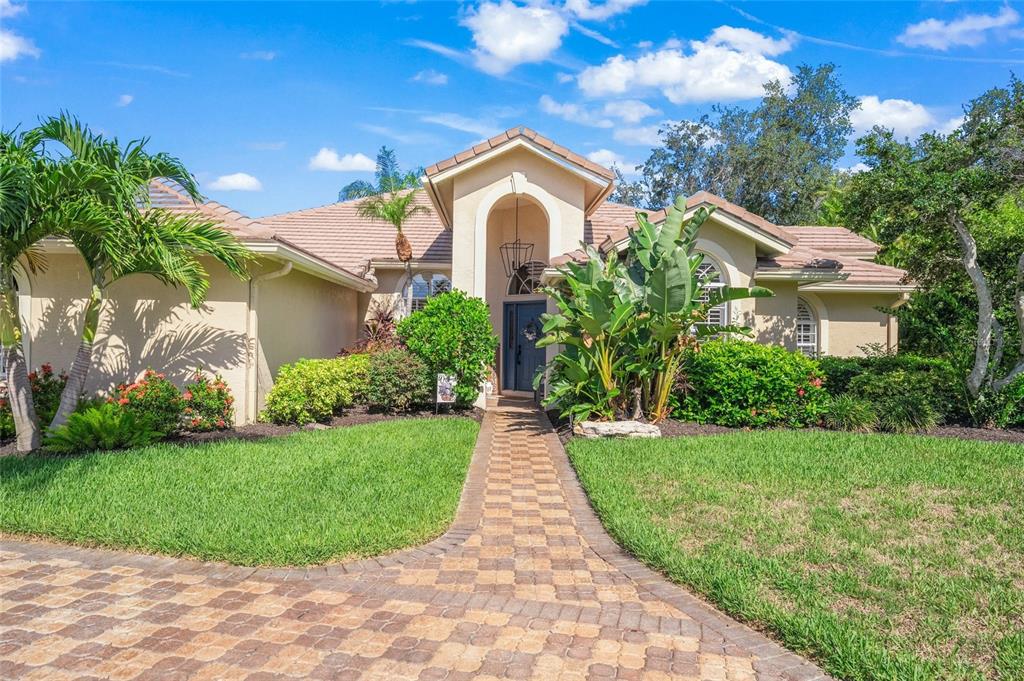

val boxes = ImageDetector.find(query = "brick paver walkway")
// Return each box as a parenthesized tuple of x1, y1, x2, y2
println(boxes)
(1, 401, 827, 680)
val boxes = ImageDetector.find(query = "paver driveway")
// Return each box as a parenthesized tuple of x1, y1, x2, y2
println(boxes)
(1, 401, 827, 680)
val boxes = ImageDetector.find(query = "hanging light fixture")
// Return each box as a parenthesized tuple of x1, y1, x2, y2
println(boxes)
(499, 197, 534, 279)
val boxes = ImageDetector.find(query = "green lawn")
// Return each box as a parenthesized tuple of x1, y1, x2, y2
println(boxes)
(0, 417, 479, 566)
(568, 431, 1024, 681)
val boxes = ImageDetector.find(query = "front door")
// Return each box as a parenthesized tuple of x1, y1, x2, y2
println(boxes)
(503, 301, 546, 393)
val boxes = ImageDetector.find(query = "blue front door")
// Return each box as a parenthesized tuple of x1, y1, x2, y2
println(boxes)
(503, 301, 546, 393)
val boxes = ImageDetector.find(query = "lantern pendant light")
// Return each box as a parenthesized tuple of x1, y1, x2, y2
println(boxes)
(499, 197, 534, 279)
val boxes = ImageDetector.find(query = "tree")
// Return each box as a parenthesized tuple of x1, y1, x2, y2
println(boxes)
(614, 64, 857, 224)
(840, 77, 1024, 399)
(357, 189, 430, 312)
(36, 115, 252, 429)
(0, 126, 112, 451)
(537, 197, 773, 423)
(339, 146, 423, 200)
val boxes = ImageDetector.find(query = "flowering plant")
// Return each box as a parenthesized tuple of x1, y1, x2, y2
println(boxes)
(110, 369, 182, 436)
(182, 370, 234, 431)
(1, 363, 67, 439)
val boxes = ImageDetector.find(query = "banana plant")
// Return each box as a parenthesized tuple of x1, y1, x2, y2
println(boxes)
(536, 195, 774, 423)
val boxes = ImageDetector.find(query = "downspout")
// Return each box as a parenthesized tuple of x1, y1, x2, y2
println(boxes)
(245, 260, 293, 423)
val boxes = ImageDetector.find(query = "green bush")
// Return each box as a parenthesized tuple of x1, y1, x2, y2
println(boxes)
(818, 356, 864, 395)
(366, 347, 432, 412)
(848, 370, 941, 432)
(994, 375, 1024, 428)
(823, 394, 877, 432)
(398, 290, 498, 406)
(112, 369, 182, 436)
(182, 370, 234, 432)
(676, 341, 828, 428)
(45, 403, 161, 454)
(0, 363, 67, 439)
(262, 354, 370, 425)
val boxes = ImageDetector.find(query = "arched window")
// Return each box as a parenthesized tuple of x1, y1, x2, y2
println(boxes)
(796, 298, 819, 357)
(507, 260, 546, 296)
(402, 272, 451, 314)
(695, 258, 728, 328)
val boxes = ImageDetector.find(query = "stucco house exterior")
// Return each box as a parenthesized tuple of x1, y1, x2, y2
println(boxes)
(11, 126, 912, 422)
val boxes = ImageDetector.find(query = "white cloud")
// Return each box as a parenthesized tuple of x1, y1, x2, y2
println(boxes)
(938, 115, 964, 135)
(539, 95, 613, 128)
(462, 1, 569, 75)
(247, 141, 287, 151)
(412, 69, 448, 85)
(421, 113, 500, 138)
(843, 162, 870, 174)
(577, 26, 792, 104)
(556, 72, 575, 84)
(308, 149, 376, 172)
(897, 6, 1019, 50)
(0, 0, 26, 18)
(405, 39, 467, 62)
(115, 94, 134, 107)
(208, 173, 263, 191)
(241, 50, 277, 61)
(565, 0, 647, 21)
(851, 95, 936, 137)
(586, 148, 640, 175)
(706, 25, 793, 56)
(613, 123, 662, 146)
(602, 99, 660, 123)
(0, 29, 39, 62)
(635, 40, 653, 49)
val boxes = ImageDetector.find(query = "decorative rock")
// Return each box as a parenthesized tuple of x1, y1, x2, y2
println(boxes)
(574, 420, 661, 438)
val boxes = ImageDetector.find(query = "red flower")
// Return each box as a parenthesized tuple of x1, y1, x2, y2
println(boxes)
(41, 363, 53, 375)
(797, 388, 806, 397)
(183, 390, 192, 401)
(118, 398, 129, 406)
(216, 419, 226, 428)
(27, 372, 37, 381)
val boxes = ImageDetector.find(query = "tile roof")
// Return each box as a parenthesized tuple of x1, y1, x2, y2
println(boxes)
(424, 126, 616, 182)
(148, 181, 276, 241)
(784, 226, 880, 256)
(260, 190, 451, 275)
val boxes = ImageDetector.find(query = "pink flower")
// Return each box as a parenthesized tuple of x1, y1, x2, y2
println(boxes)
(797, 388, 806, 397)
(183, 390, 192, 401)
(118, 398, 129, 406)
(216, 419, 226, 428)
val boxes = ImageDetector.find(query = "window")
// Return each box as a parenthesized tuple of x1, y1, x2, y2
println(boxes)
(695, 259, 728, 328)
(507, 260, 546, 296)
(402, 272, 451, 314)
(796, 298, 819, 357)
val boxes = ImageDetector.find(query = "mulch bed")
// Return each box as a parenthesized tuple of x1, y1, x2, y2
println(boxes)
(0, 405, 484, 456)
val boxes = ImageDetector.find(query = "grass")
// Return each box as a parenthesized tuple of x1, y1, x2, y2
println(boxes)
(0, 417, 479, 566)
(568, 431, 1024, 681)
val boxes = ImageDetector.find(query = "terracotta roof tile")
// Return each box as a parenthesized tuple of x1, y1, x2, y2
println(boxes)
(424, 125, 616, 182)
(785, 226, 880, 256)
(148, 181, 276, 241)
(260, 190, 451, 275)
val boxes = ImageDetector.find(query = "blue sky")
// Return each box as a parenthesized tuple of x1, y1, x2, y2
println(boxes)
(2, 1, 1022, 217)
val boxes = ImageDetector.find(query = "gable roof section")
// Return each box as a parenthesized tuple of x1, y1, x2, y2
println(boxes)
(147, 181, 374, 291)
(784, 226, 880, 259)
(424, 126, 616, 182)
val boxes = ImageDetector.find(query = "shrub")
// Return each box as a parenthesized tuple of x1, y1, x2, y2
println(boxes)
(848, 371, 941, 433)
(398, 290, 498, 406)
(365, 347, 432, 412)
(182, 371, 234, 432)
(818, 356, 865, 396)
(348, 299, 401, 354)
(45, 403, 161, 454)
(993, 375, 1024, 429)
(262, 354, 370, 425)
(823, 394, 877, 432)
(0, 363, 67, 439)
(112, 370, 182, 436)
(676, 341, 828, 428)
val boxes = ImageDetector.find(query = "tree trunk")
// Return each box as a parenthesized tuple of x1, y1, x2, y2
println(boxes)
(992, 252, 1024, 392)
(395, 231, 413, 263)
(50, 284, 103, 430)
(1, 279, 40, 451)
(951, 212, 995, 397)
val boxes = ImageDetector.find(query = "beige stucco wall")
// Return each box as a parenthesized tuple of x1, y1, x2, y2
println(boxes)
(22, 253, 363, 424)
(752, 280, 798, 350)
(450, 147, 587, 296)
(25, 253, 251, 420)
(256, 266, 360, 414)
(695, 219, 757, 328)
(814, 292, 900, 357)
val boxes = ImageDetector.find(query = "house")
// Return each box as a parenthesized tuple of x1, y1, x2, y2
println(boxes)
(13, 127, 911, 422)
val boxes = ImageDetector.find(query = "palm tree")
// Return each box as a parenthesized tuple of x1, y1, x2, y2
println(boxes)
(0, 127, 110, 450)
(339, 146, 423, 200)
(37, 115, 252, 429)
(357, 190, 430, 312)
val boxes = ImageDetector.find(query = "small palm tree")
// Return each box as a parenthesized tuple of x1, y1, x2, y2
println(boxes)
(357, 190, 430, 313)
(1, 127, 118, 450)
(36, 115, 251, 429)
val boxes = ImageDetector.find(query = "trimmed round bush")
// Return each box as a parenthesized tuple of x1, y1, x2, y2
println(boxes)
(398, 290, 498, 406)
(182, 370, 235, 432)
(113, 370, 182, 436)
(262, 354, 370, 425)
(365, 347, 432, 413)
(823, 394, 878, 432)
(676, 340, 828, 428)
